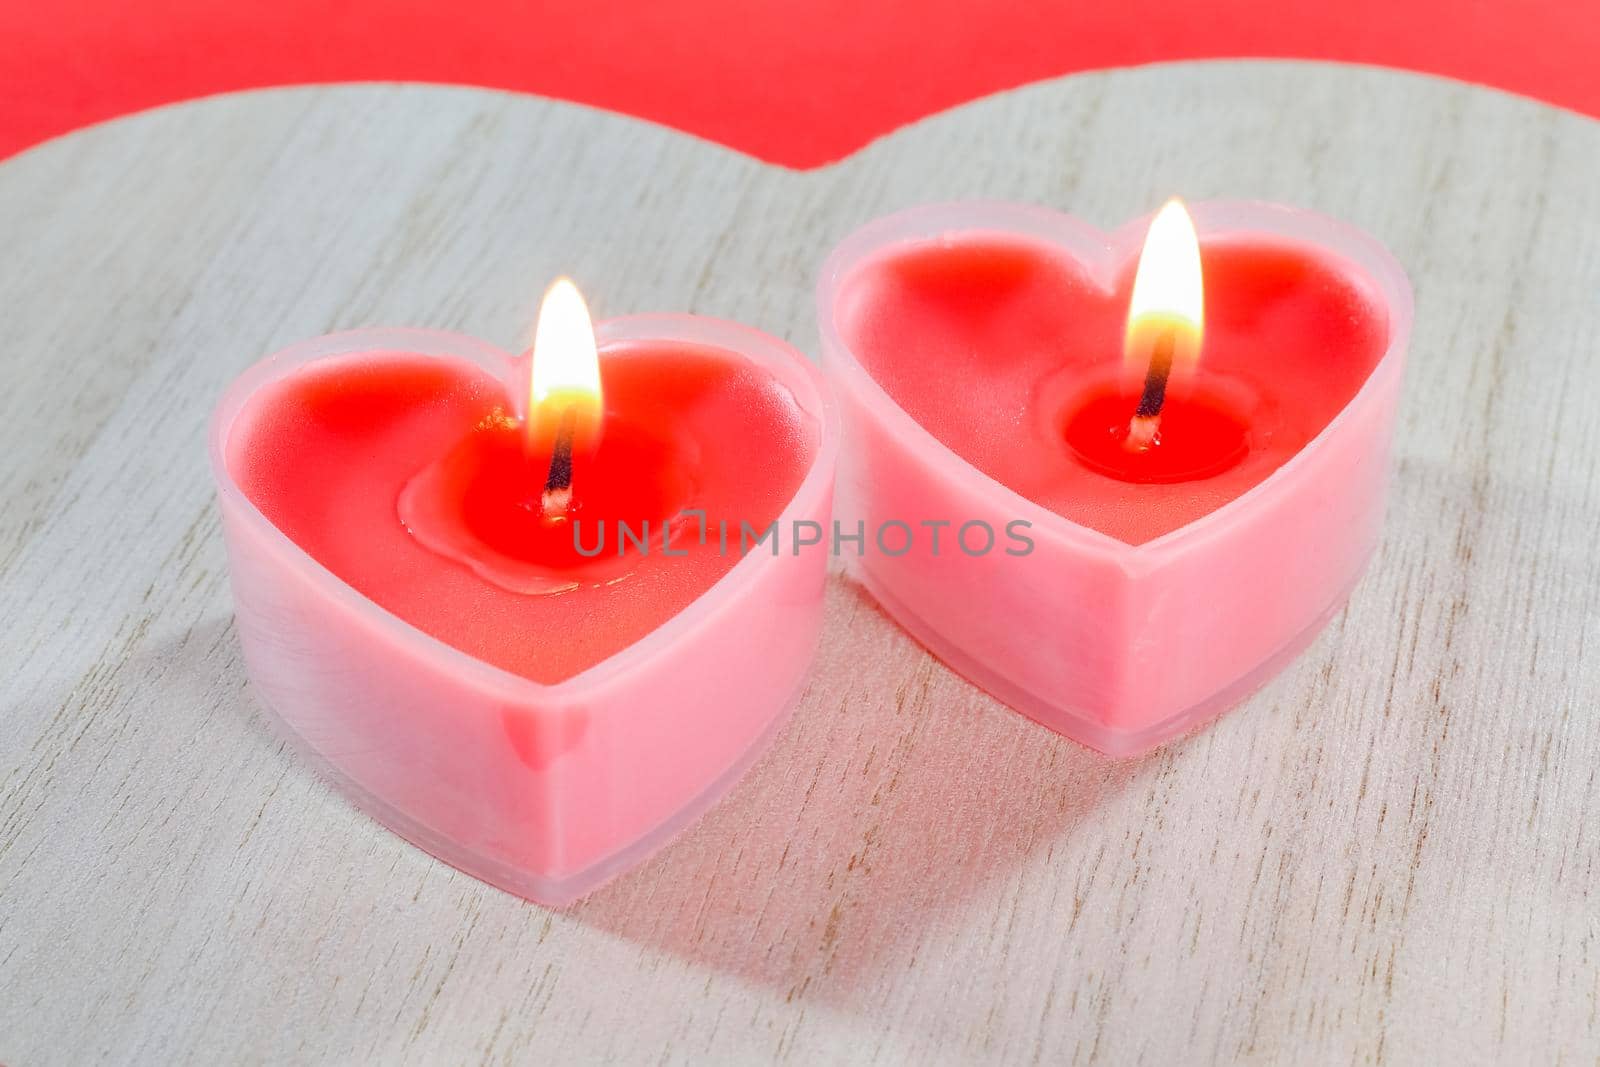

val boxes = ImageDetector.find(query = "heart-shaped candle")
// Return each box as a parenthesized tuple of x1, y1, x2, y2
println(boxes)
(210, 309, 837, 905)
(818, 201, 1410, 755)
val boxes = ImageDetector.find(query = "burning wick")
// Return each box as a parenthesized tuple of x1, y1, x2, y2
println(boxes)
(541, 406, 578, 517)
(1126, 327, 1177, 452)
(1121, 198, 1202, 454)
(530, 277, 600, 519)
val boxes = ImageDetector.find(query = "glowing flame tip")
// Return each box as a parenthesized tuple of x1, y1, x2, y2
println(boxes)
(1127, 198, 1204, 335)
(531, 276, 600, 404)
(529, 276, 602, 448)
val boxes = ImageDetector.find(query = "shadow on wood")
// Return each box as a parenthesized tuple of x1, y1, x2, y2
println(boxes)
(571, 576, 1146, 998)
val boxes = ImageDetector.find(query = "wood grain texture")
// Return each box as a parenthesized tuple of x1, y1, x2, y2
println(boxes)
(2, 61, 1599, 1064)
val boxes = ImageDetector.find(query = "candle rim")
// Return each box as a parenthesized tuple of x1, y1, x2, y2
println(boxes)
(209, 315, 840, 703)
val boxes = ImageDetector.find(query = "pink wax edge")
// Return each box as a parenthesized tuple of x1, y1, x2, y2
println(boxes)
(816, 199, 1414, 564)
(208, 317, 841, 701)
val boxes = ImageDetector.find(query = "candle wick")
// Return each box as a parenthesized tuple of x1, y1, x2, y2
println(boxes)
(1125, 327, 1177, 452)
(541, 406, 578, 517)
(1134, 327, 1177, 420)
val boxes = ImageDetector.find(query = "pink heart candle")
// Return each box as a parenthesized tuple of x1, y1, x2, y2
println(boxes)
(210, 311, 837, 904)
(818, 201, 1410, 756)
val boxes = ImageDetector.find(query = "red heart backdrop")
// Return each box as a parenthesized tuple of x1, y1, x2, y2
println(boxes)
(2, 0, 1594, 168)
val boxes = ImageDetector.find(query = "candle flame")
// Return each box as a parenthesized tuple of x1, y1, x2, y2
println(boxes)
(529, 277, 602, 451)
(1125, 198, 1204, 376)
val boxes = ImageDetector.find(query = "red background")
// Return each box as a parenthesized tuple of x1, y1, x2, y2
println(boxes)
(3, 0, 1595, 168)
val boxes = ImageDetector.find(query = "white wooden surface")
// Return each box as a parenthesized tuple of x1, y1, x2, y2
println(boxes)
(3, 61, 1599, 1064)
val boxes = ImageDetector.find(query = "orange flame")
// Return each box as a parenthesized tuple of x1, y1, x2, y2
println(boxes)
(528, 277, 603, 452)
(1124, 198, 1204, 380)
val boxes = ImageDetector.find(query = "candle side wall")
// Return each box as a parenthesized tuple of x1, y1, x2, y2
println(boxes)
(1115, 355, 1405, 742)
(831, 383, 1137, 737)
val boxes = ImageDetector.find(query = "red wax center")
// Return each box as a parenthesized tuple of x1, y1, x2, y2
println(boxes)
(399, 409, 699, 593)
(1063, 382, 1251, 484)
(464, 420, 692, 564)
